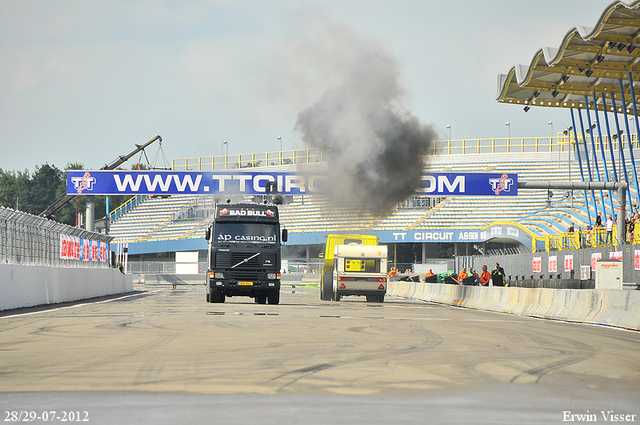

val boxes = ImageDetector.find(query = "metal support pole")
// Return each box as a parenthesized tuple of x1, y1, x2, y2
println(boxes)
(601, 93, 619, 182)
(85, 196, 95, 233)
(124, 242, 129, 274)
(629, 70, 640, 148)
(592, 92, 616, 218)
(582, 100, 607, 217)
(619, 78, 640, 210)
(518, 180, 627, 246)
(570, 108, 592, 226)
(519, 181, 625, 191)
(394, 244, 397, 269)
(105, 196, 110, 235)
(617, 184, 626, 247)
(610, 94, 634, 212)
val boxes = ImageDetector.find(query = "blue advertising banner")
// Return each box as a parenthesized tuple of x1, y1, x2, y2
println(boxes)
(284, 222, 534, 248)
(67, 171, 518, 196)
(124, 222, 534, 255)
(416, 172, 517, 196)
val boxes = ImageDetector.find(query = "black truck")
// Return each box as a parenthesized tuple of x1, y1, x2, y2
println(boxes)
(205, 202, 287, 304)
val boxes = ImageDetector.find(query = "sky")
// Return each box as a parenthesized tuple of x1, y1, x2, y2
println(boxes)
(0, 0, 627, 173)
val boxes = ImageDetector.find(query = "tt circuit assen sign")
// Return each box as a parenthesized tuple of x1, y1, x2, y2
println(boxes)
(289, 222, 534, 248)
(67, 171, 517, 196)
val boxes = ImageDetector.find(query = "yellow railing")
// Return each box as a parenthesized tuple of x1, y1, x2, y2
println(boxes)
(427, 137, 564, 156)
(109, 194, 147, 223)
(171, 132, 639, 171)
(172, 149, 324, 171)
(425, 132, 639, 156)
(532, 225, 640, 252)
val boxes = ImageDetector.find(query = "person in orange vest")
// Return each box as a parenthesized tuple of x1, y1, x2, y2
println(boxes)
(388, 267, 398, 278)
(456, 267, 468, 284)
(423, 268, 436, 283)
(479, 265, 491, 286)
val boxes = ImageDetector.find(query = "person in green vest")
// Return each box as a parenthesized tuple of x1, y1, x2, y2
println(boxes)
(491, 262, 505, 287)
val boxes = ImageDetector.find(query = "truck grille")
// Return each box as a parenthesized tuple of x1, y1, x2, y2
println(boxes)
(215, 252, 276, 269)
(230, 271, 260, 281)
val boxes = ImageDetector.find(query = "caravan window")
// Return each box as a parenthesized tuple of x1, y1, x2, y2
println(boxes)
(343, 239, 362, 245)
(344, 258, 380, 273)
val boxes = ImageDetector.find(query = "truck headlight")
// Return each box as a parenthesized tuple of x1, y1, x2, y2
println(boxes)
(267, 273, 277, 280)
(215, 272, 224, 279)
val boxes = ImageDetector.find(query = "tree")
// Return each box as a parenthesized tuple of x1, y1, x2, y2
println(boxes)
(19, 164, 64, 216)
(0, 162, 157, 227)
(0, 168, 29, 210)
(438, 243, 454, 258)
(50, 163, 85, 226)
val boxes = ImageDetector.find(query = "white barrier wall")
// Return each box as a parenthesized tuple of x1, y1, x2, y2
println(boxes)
(0, 264, 133, 311)
(388, 282, 640, 331)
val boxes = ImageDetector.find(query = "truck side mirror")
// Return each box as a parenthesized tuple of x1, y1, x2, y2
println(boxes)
(282, 229, 288, 242)
(205, 228, 211, 241)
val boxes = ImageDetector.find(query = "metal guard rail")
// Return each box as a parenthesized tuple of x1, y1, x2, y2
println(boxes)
(171, 133, 640, 171)
(531, 225, 640, 252)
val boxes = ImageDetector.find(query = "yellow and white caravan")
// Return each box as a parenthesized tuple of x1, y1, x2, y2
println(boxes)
(320, 234, 379, 301)
(331, 243, 388, 303)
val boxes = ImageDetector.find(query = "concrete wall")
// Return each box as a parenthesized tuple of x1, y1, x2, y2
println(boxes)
(1, 264, 133, 311)
(134, 272, 321, 285)
(468, 244, 640, 285)
(135, 274, 206, 285)
(389, 281, 640, 331)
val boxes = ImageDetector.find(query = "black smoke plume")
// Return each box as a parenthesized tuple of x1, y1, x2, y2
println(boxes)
(292, 17, 436, 216)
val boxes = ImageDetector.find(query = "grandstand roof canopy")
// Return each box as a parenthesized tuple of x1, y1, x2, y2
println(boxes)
(496, 0, 640, 113)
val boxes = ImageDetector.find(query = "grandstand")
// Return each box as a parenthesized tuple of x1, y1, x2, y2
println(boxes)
(107, 134, 640, 256)
(108, 194, 202, 242)
(101, 0, 640, 283)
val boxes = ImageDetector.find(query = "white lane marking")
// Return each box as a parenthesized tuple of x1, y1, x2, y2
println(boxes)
(0, 290, 160, 320)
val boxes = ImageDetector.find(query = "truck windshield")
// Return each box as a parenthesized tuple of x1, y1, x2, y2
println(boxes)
(215, 222, 278, 244)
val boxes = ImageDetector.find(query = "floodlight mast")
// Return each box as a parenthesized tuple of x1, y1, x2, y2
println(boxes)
(518, 180, 627, 246)
(40, 135, 162, 223)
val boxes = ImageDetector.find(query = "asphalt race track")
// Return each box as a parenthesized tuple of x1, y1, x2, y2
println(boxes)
(1, 284, 639, 424)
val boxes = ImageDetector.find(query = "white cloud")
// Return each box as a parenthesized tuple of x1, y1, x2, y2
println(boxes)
(0, 0, 625, 171)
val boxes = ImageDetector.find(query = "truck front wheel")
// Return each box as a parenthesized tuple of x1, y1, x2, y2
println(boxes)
(268, 289, 280, 305)
(210, 290, 225, 303)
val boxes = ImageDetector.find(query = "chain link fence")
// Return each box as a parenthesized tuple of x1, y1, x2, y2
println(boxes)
(128, 261, 209, 274)
(0, 207, 113, 268)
